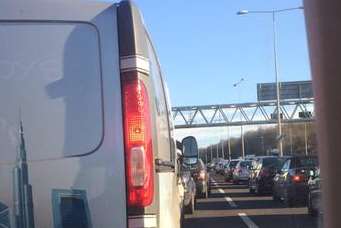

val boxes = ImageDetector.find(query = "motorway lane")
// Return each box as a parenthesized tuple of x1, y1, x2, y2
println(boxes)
(184, 173, 322, 228)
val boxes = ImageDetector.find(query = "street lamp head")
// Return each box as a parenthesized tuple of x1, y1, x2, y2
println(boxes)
(237, 10, 249, 15)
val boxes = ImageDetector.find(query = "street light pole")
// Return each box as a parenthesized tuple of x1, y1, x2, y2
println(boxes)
(237, 6, 303, 157)
(260, 136, 265, 153)
(233, 78, 246, 159)
(216, 143, 219, 158)
(241, 125, 245, 158)
(221, 139, 225, 158)
(272, 11, 283, 157)
(304, 122, 308, 155)
(227, 126, 232, 160)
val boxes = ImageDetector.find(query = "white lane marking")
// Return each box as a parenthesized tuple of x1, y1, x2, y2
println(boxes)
(218, 188, 237, 208)
(238, 213, 259, 228)
(210, 178, 219, 186)
(218, 188, 225, 194)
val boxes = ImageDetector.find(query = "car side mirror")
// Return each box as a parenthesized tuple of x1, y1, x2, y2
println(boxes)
(181, 136, 199, 165)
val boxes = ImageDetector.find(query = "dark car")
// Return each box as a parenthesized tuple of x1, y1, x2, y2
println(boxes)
(308, 168, 322, 217)
(190, 159, 210, 198)
(273, 156, 318, 207)
(224, 159, 241, 181)
(249, 156, 287, 194)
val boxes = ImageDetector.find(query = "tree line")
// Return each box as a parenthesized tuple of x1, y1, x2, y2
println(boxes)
(199, 122, 317, 161)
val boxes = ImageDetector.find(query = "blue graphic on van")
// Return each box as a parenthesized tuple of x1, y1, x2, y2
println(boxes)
(13, 117, 35, 228)
(0, 202, 10, 228)
(52, 189, 92, 228)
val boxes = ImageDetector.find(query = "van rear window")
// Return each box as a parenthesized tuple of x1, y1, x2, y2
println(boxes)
(0, 22, 103, 161)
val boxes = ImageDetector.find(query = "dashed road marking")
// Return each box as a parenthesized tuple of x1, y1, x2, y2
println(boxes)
(218, 188, 237, 208)
(238, 212, 259, 228)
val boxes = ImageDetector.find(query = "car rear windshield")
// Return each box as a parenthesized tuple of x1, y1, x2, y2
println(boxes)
(296, 157, 318, 168)
(240, 161, 252, 168)
(229, 161, 239, 168)
(262, 157, 285, 169)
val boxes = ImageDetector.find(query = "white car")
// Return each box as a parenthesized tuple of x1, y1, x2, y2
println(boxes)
(233, 160, 252, 184)
(0, 1, 182, 228)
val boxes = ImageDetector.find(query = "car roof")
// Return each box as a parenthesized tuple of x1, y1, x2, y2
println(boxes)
(289, 155, 317, 158)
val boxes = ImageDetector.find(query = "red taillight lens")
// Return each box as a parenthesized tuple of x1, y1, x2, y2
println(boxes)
(198, 171, 205, 180)
(122, 73, 153, 207)
(292, 174, 304, 183)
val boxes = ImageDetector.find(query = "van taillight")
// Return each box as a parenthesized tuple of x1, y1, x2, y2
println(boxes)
(122, 72, 154, 207)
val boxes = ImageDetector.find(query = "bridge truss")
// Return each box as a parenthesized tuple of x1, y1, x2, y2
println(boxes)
(172, 98, 314, 129)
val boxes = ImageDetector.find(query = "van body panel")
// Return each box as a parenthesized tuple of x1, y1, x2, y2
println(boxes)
(0, 1, 127, 227)
(0, 1, 180, 227)
(0, 22, 103, 162)
(117, 2, 181, 227)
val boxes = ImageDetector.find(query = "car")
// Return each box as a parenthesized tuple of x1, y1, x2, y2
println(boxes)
(249, 156, 287, 194)
(222, 161, 230, 176)
(214, 159, 225, 174)
(179, 136, 204, 215)
(273, 156, 319, 207)
(224, 159, 241, 181)
(207, 161, 216, 171)
(245, 154, 256, 160)
(191, 159, 210, 198)
(180, 168, 197, 215)
(0, 1, 183, 227)
(308, 168, 322, 217)
(232, 160, 252, 184)
(176, 145, 197, 219)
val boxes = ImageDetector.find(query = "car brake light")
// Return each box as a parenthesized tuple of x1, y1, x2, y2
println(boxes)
(198, 171, 205, 180)
(292, 174, 304, 183)
(122, 72, 153, 207)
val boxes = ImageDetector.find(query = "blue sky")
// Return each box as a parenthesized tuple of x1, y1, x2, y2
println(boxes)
(134, 0, 310, 106)
(132, 0, 310, 146)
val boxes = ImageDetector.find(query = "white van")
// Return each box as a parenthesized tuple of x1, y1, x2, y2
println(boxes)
(0, 1, 182, 227)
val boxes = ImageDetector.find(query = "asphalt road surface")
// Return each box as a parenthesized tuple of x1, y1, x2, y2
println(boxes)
(184, 173, 322, 228)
